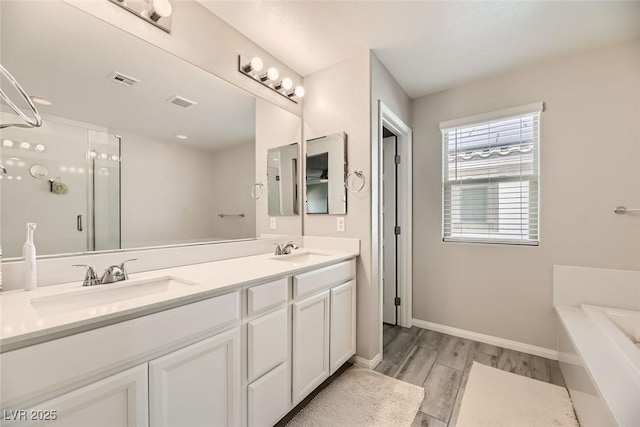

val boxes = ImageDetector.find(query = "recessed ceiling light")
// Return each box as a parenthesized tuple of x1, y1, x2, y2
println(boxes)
(9, 157, 20, 161)
(176, 134, 188, 140)
(88, 150, 97, 158)
(20, 141, 31, 150)
(34, 144, 46, 152)
(99, 153, 108, 160)
(2, 139, 14, 148)
(30, 96, 52, 106)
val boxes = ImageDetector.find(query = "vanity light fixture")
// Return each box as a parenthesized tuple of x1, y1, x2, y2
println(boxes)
(108, 0, 173, 33)
(238, 55, 304, 103)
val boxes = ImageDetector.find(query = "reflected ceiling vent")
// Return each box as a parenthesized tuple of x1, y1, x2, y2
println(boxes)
(110, 71, 140, 87)
(167, 95, 197, 109)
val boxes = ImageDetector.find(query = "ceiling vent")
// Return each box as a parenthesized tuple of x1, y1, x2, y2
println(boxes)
(110, 72, 140, 87)
(168, 95, 197, 109)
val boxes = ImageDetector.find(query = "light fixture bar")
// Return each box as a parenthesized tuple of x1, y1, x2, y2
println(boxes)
(238, 55, 303, 104)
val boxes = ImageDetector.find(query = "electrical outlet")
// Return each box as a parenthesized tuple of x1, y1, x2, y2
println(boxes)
(336, 217, 345, 232)
(270, 217, 277, 230)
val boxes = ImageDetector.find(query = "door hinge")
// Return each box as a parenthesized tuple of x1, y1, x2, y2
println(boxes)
(394, 226, 401, 235)
(394, 155, 401, 165)
(394, 297, 401, 306)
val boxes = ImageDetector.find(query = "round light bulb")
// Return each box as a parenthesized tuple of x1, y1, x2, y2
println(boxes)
(266, 67, 279, 81)
(20, 141, 31, 150)
(294, 86, 305, 98)
(3, 139, 14, 148)
(281, 78, 293, 91)
(89, 150, 97, 158)
(35, 144, 45, 152)
(250, 57, 263, 72)
(152, 0, 172, 17)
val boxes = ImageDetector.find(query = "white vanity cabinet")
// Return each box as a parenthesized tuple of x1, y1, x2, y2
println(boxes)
(149, 328, 241, 427)
(291, 260, 357, 405)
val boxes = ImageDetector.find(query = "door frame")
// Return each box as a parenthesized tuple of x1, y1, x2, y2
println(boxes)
(374, 101, 413, 356)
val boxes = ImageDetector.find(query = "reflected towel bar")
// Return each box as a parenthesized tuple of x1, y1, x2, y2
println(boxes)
(218, 213, 245, 218)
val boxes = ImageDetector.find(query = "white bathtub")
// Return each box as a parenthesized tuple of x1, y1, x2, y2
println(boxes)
(582, 305, 640, 376)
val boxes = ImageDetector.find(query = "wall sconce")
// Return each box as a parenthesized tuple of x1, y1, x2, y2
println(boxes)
(108, 0, 173, 33)
(238, 55, 304, 103)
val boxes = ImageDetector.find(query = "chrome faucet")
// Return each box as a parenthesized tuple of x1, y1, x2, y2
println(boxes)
(74, 259, 137, 286)
(274, 241, 299, 255)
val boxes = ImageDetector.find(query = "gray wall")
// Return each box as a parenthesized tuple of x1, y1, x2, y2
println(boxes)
(411, 40, 640, 350)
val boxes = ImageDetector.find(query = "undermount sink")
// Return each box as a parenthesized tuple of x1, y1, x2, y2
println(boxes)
(30, 276, 199, 318)
(270, 251, 331, 264)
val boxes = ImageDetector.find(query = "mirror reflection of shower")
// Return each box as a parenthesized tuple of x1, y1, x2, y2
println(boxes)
(0, 112, 121, 257)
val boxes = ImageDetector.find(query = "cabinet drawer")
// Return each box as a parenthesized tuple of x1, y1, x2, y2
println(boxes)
(247, 278, 288, 316)
(248, 363, 289, 427)
(293, 259, 355, 299)
(247, 307, 288, 382)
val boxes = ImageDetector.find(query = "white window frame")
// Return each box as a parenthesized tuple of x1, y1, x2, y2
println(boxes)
(440, 102, 543, 246)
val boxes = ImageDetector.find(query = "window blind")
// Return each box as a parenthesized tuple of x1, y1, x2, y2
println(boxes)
(441, 105, 541, 245)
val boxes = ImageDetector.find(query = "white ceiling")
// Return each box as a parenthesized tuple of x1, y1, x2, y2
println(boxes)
(199, 1, 640, 98)
(1, 1, 255, 151)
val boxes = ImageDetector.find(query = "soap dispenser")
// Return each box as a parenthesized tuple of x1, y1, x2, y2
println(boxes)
(23, 223, 37, 291)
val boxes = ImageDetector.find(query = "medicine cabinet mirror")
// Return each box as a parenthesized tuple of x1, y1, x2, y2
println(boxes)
(305, 132, 347, 215)
(267, 143, 299, 216)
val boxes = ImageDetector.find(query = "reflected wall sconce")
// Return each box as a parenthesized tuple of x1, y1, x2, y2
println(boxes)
(238, 55, 304, 103)
(108, 0, 173, 33)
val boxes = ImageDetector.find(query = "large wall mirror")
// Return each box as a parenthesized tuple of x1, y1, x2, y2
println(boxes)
(305, 132, 347, 215)
(0, 1, 301, 258)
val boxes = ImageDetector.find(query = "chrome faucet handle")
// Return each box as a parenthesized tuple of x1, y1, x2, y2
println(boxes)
(73, 264, 100, 286)
(282, 241, 299, 254)
(118, 259, 138, 280)
(273, 243, 283, 255)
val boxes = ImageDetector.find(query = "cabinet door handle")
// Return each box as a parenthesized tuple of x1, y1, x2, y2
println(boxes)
(77, 215, 83, 232)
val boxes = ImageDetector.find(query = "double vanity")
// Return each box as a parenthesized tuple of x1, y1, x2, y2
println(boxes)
(0, 248, 358, 426)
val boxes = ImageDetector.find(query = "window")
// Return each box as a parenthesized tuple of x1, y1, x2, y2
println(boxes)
(440, 103, 542, 245)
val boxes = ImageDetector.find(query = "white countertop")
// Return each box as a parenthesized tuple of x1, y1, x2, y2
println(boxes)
(0, 249, 357, 352)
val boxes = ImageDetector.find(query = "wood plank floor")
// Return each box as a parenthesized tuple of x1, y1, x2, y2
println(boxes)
(377, 324, 567, 427)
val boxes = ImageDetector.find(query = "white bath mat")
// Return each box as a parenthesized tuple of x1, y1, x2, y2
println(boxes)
(286, 366, 424, 427)
(456, 362, 579, 427)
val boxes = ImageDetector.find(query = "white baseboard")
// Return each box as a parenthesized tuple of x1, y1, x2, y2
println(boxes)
(350, 352, 382, 369)
(412, 319, 558, 360)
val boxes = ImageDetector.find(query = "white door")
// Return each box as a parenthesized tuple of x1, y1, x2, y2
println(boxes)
(149, 328, 241, 427)
(16, 364, 148, 427)
(292, 290, 330, 404)
(330, 280, 356, 374)
(382, 135, 398, 324)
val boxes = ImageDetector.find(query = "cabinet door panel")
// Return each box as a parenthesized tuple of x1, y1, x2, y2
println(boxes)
(149, 328, 240, 427)
(247, 363, 289, 427)
(248, 307, 288, 382)
(292, 291, 330, 404)
(330, 280, 357, 374)
(12, 364, 148, 427)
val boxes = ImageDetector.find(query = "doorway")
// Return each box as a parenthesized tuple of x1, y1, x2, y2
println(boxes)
(375, 101, 413, 363)
(382, 128, 398, 325)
